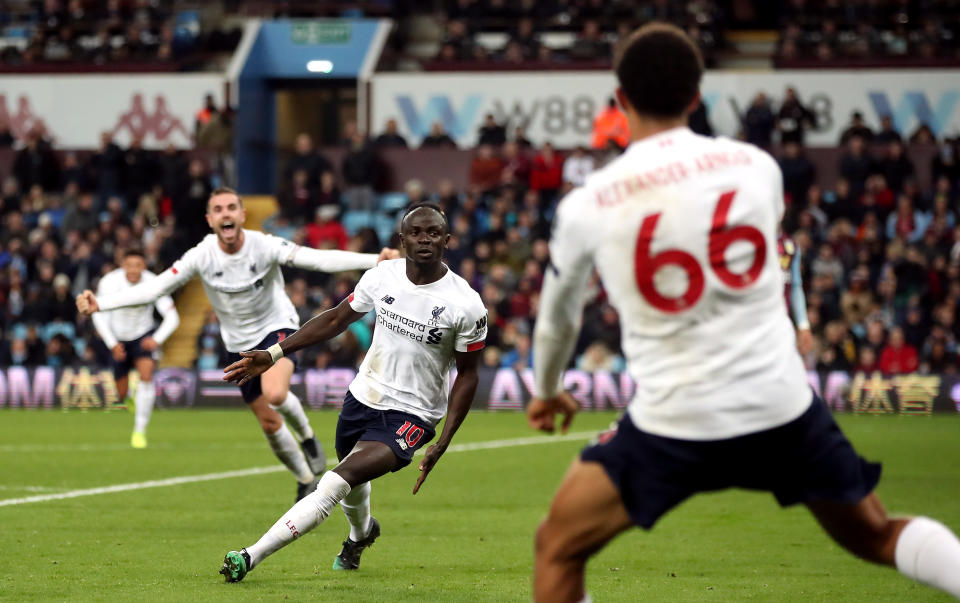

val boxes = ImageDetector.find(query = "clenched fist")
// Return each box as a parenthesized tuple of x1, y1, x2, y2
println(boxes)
(76, 290, 100, 315)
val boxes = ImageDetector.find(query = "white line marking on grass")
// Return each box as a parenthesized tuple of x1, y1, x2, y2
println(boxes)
(0, 431, 596, 508)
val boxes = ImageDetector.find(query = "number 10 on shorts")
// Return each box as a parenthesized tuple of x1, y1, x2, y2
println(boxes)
(396, 421, 425, 448)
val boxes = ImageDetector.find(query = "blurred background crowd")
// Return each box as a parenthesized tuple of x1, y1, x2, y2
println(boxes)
(0, 0, 958, 379)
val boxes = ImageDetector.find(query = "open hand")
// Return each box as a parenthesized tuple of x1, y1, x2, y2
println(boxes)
(413, 444, 444, 494)
(527, 392, 579, 434)
(223, 350, 273, 386)
(76, 290, 99, 315)
(377, 248, 400, 263)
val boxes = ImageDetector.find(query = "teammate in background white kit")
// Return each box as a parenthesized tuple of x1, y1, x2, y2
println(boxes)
(77, 188, 399, 501)
(91, 248, 180, 448)
(217, 203, 486, 583)
(527, 24, 960, 602)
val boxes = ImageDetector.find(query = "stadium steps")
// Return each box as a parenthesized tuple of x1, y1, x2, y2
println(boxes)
(717, 30, 776, 70)
(159, 196, 280, 368)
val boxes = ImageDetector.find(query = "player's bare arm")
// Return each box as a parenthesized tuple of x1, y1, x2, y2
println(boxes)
(413, 348, 482, 494)
(223, 297, 365, 386)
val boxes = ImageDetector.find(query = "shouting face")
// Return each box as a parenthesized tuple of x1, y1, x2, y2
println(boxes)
(206, 191, 246, 249)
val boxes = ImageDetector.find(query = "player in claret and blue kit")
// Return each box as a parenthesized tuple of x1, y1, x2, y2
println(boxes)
(218, 203, 487, 582)
(527, 22, 960, 603)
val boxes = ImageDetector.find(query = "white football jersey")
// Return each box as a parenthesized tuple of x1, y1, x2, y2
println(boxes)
(96, 229, 378, 353)
(347, 259, 487, 426)
(542, 127, 811, 440)
(93, 268, 176, 343)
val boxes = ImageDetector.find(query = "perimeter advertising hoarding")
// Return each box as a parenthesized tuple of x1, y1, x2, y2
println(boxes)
(0, 367, 956, 414)
(371, 70, 960, 148)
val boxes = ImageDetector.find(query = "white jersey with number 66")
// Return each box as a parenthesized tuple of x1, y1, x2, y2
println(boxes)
(538, 126, 811, 440)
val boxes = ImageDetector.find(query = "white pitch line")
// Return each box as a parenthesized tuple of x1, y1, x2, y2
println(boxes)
(0, 431, 596, 508)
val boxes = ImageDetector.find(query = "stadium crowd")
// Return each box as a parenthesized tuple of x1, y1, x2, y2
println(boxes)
(2, 88, 960, 378)
(775, 0, 960, 64)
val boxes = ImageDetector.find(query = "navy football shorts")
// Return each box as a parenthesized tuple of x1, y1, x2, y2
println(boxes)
(581, 394, 882, 529)
(112, 330, 158, 379)
(225, 329, 298, 403)
(335, 390, 436, 471)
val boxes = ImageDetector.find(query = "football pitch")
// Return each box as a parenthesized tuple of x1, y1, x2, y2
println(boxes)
(1, 409, 958, 602)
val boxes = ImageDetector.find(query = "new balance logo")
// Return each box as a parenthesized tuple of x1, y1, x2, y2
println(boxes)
(214, 271, 223, 277)
(475, 315, 487, 332)
(426, 327, 442, 345)
(381, 295, 395, 305)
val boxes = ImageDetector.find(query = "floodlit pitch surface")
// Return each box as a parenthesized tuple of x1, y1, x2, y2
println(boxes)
(1, 408, 957, 602)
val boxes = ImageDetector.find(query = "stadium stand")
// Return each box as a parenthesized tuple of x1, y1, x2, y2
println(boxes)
(1, 0, 959, 381)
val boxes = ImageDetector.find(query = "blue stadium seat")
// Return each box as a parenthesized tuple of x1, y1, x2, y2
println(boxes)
(341, 211, 374, 235)
(378, 193, 408, 213)
(374, 214, 398, 244)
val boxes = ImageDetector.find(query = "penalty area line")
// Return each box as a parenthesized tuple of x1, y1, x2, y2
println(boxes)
(0, 431, 595, 508)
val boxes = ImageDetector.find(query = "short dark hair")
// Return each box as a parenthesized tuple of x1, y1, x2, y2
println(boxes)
(401, 202, 448, 234)
(123, 247, 145, 260)
(614, 23, 703, 119)
(207, 187, 243, 212)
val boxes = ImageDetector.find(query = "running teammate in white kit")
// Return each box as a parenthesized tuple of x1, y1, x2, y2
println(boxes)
(527, 23, 960, 603)
(77, 187, 398, 501)
(217, 203, 487, 582)
(92, 248, 180, 449)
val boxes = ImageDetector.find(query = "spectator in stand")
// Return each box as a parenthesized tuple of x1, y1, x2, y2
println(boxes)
(561, 146, 594, 188)
(194, 93, 218, 137)
(687, 99, 713, 137)
(880, 326, 918, 374)
(174, 159, 211, 246)
(61, 192, 98, 236)
(502, 140, 531, 185)
(778, 141, 815, 206)
(510, 17, 540, 59)
(839, 135, 875, 200)
(341, 132, 379, 212)
(373, 118, 408, 148)
(315, 170, 342, 214)
(305, 205, 348, 250)
(886, 196, 928, 243)
(469, 144, 504, 194)
(13, 131, 60, 192)
(91, 131, 124, 204)
(0, 117, 14, 148)
(591, 98, 629, 150)
(742, 92, 776, 149)
(877, 141, 914, 194)
(477, 114, 507, 146)
(513, 124, 533, 149)
(840, 111, 874, 145)
(777, 86, 815, 145)
(279, 169, 317, 224)
(284, 133, 332, 190)
(854, 346, 880, 374)
(876, 115, 902, 145)
(932, 141, 959, 183)
(122, 136, 156, 205)
(909, 123, 936, 145)
(420, 121, 457, 148)
(569, 19, 610, 61)
(529, 142, 563, 204)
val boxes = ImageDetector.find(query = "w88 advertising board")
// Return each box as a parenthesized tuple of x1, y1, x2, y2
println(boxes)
(371, 70, 960, 148)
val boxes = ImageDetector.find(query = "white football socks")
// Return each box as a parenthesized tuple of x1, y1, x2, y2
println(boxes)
(264, 422, 314, 484)
(894, 516, 960, 597)
(246, 471, 352, 568)
(341, 481, 372, 541)
(133, 380, 155, 434)
(271, 392, 315, 442)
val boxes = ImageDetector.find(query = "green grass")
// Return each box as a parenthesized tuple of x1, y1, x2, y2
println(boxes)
(0, 409, 958, 602)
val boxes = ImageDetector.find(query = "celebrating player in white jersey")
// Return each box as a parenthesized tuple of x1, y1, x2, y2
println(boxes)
(91, 248, 180, 448)
(77, 188, 398, 501)
(217, 203, 487, 583)
(527, 23, 960, 602)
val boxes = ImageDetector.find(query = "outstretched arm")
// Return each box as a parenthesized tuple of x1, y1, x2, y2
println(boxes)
(286, 245, 399, 273)
(413, 348, 482, 494)
(77, 266, 192, 315)
(223, 297, 365, 385)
